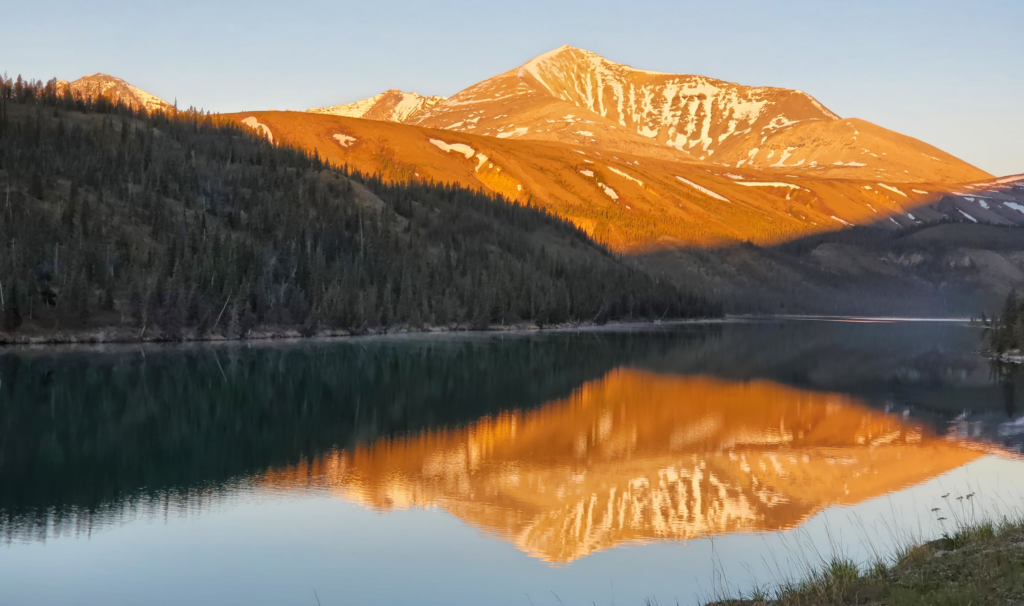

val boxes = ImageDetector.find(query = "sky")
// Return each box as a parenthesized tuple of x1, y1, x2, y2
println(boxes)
(4, 0, 1022, 176)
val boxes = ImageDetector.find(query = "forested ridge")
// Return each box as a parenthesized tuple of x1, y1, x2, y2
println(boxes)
(0, 75, 718, 341)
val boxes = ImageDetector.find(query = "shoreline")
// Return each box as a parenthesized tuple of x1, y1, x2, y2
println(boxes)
(707, 514, 1024, 606)
(0, 314, 984, 351)
(0, 317, 726, 351)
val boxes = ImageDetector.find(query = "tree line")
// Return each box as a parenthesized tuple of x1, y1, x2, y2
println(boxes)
(991, 290, 1024, 352)
(0, 74, 719, 339)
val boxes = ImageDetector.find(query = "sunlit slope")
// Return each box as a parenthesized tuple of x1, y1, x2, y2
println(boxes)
(308, 89, 445, 122)
(388, 45, 988, 184)
(260, 370, 980, 563)
(410, 45, 838, 162)
(60, 73, 173, 114)
(719, 117, 992, 183)
(226, 110, 1010, 252)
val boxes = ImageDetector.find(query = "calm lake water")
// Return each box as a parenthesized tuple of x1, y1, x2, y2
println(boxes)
(3, 320, 1024, 605)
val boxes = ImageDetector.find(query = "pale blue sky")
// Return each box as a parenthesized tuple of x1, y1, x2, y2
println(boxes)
(4, 0, 1021, 175)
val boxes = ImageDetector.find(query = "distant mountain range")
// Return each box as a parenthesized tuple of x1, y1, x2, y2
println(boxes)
(208, 46, 1018, 252)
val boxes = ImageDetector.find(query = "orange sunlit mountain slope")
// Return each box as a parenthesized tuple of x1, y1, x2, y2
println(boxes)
(215, 46, 1023, 252)
(259, 370, 980, 563)
(60, 45, 1019, 253)
(224, 109, 1020, 252)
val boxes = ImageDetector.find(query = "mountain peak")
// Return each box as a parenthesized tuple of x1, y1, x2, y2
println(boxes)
(66, 74, 172, 113)
(519, 45, 667, 83)
(307, 89, 445, 122)
(408, 46, 840, 163)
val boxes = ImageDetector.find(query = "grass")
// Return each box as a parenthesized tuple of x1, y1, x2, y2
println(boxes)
(703, 491, 1024, 605)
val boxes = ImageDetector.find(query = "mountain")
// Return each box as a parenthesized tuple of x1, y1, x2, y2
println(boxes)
(307, 89, 445, 122)
(225, 110, 1024, 254)
(0, 78, 715, 342)
(61, 73, 173, 114)
(414, 46, 836, 158)
(331, 46, 989, 184)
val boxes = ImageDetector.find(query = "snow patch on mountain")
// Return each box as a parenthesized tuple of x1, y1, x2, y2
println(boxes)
(675, 176, 729, 202)
(608, 167, 644, 187)
(241, 117, 274, 143)
(496, 127, 529, 139)
(333, 134, 356, 148)
(877, 183, 908, 198)
(736, 181, 806, 191)
(429, 139, 475, 159)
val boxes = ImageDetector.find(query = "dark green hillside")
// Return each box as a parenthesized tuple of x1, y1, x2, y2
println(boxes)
(0, 76, 717, 340)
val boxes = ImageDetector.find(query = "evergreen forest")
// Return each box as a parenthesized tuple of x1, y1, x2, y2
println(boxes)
(0, 75, 718, 340)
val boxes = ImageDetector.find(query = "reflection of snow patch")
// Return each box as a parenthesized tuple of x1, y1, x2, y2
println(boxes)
(979, 200, 990, 209)
(675, 176, 730, 202)
(999, 415, 1024, 436)
(831, 215, 852, 226)
(333, 133, 356, 148)
(911, 189, 928, 195)
(429, 138, 475, 159)
(579, 169, 594, 177)
(241, 117, 274, 143)
(1005, 202, 1024, 214)
(958, 210, 978, 223)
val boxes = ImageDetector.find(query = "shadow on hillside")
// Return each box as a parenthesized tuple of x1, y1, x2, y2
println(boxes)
(634, 216, 1024, 317)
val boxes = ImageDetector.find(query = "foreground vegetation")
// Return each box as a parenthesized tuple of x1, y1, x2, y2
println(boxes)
(0, 75, 717, 341)
(707, 503, 1024, 605)
(991, 289, 1024, 354)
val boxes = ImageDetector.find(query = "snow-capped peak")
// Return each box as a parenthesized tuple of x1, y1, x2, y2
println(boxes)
(307, 89, 446, 123)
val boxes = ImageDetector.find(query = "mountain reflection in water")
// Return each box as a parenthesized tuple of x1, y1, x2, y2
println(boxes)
(2, 321, 1018, 562)
(260, 369, 979, 562)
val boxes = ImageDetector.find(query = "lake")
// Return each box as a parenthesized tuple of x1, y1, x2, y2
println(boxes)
(2, 320, 1024, 605)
